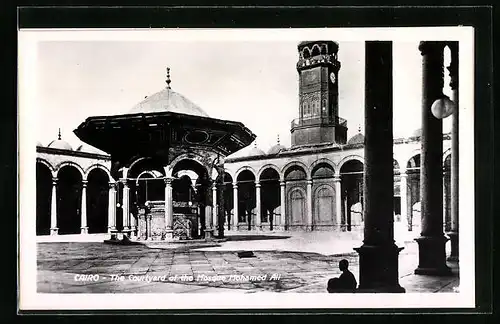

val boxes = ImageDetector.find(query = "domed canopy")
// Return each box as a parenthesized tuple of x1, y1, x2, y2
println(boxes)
(76, 144, 107, 155)
(36, 141, 43, 147)
(248, 146, 266, 157)
(129, 88, 209, 118)
(347, 133, 365, 145)
(48, 139, 72, 151)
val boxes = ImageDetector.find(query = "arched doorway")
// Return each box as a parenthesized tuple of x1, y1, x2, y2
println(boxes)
(87, 168, 109, 234)
(311, 163, 336, 230)
(284, 165, 307, 230)
(259, 168, 280, 231)
(36, 162, 52, 235)
(236, 170, 256, 231)
(340, 159, 364, 232)
(57, 165, 82, 235)
(406, 154, 421, 231)
(172, 159, 210, 238)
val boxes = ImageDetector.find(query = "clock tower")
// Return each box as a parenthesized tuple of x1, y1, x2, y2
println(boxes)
(291, 41, 348, 146)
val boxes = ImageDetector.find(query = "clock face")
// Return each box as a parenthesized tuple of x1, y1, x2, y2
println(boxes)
(330, 72, 336, 84)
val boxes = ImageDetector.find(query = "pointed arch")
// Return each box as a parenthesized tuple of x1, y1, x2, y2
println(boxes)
(310, 158, 337, 176)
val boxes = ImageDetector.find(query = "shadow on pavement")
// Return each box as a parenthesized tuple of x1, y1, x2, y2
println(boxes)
(224, 235, 291, 242)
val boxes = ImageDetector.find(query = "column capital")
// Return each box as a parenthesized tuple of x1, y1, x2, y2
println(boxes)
(52, 177, 58, 184)
(306, 179, 313, 185)
(333, 175, 341, 182)
(82, 180, 88, 187)
(280, 180, 286, 186)
(212, 184, 218, 191)
(232, 182, 238, 189)
(164, 177, 173, 185)
(418, 41, 447, 56)
(255, 181, 261, 188)
(120, 178, 128, 186)
(108, 182, 116, 189)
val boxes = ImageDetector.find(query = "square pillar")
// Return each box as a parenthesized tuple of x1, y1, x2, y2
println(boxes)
(232, 182, 239, 231)
(255, 181, 262, 230)
(306, 179, 313, 231)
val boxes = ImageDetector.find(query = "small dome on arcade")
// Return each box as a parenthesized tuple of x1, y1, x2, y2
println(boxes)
(129, 67, 209, 118)
(47, 129, 73, 151)
(247, 141, 266, 157)
(347, 125, 364, 145)
(268, 134, 286, 154)
(36, 141, 43, 147)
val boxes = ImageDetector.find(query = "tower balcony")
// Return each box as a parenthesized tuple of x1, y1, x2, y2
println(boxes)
(290, 116, 348, 147)
(291, 116, 347, 130)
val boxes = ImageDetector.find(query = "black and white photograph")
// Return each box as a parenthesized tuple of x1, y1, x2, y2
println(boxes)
(18, 27, 475, 310)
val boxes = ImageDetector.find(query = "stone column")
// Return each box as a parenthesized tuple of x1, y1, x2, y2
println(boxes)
(443, 167, 451, 232)
(50, 177, 58, 235)
(80, 180, 88, 234)
(334, 175, 342, 229)
(354, 41, 405, 292)
(212, 183, 218, 232)
(232, 182, 238, 231)
(280, 180, 286, 229)
(108, 182, 117, 235)
(400, 171, 408, 229)
(164, 177, 173, 240)
(447, 41, 459, 262)
(255, 181, 262, 230)
(122, 179, 130, 235)
(415, 41, 452, 275)
(306, 179, 313, 231)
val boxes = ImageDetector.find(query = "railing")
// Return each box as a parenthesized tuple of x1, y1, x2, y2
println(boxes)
(291, 116, 347, 129)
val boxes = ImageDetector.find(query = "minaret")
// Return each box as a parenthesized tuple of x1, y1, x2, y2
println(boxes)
(291, 41, 348, 146)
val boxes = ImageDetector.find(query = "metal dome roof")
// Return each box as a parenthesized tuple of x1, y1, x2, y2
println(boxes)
(129, 87, 209, 117)
(48, 139, 73, 151)
(267, 135, 286, 154)
(36, 141, 43, 147)
(347, 133, 365, 145)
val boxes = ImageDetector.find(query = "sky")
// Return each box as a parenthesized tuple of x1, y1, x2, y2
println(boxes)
(34, 38, 453, 155)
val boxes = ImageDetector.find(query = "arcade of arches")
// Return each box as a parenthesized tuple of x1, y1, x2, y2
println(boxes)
(36, 146, 452, 237)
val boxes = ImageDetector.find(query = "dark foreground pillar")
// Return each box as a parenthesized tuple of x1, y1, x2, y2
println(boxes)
(354, 41, 405, 293)
(415, 41, 452, 276)
(447, 41, 459, 262)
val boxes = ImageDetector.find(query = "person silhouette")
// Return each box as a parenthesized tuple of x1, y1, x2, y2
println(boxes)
(327, 259, 357, 293)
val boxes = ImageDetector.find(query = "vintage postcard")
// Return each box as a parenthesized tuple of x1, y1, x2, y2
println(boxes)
(18, 27, 475, 310)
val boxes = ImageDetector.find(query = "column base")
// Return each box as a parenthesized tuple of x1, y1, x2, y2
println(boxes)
(50, 228, 59, 235)
(353, 243, 405, 293)
(414, 235, 453, 276)
(80, 227, 88, 234)
(163, 229, 174, 240)
(107, 226, 116, 234)
(204, 229, 214, 240)
(446, 231, 459, 262)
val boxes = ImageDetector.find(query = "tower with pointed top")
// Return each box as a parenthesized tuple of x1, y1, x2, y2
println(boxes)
(291, 41, 348, 147)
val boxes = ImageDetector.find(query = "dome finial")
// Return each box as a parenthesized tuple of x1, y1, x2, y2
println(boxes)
(358, 124, 361, 133)
(58, 128, 61, 140)
(166, 67, 171, 89)
(277, 134, 280, 145)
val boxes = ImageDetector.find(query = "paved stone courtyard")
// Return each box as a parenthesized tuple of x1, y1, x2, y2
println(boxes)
(37, 231, 459, 293)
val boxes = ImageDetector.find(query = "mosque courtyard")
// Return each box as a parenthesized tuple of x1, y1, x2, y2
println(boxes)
(37, 230, 459, 294)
